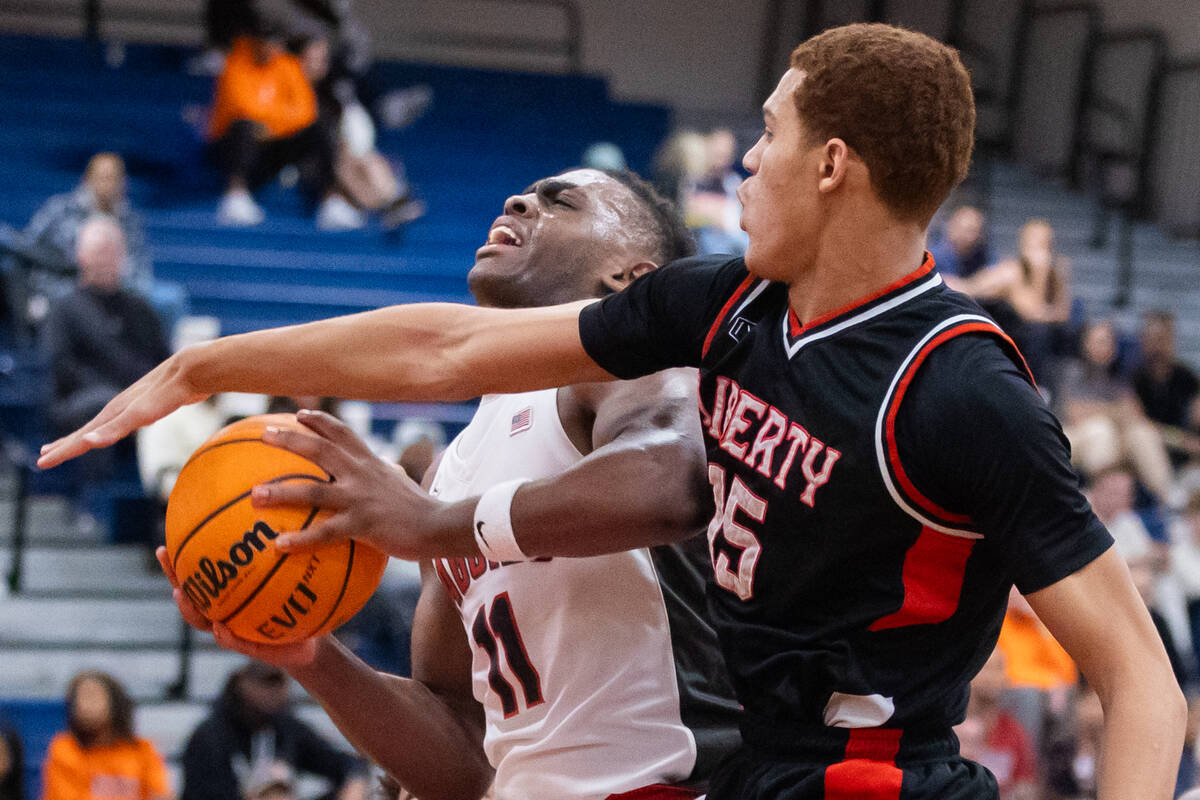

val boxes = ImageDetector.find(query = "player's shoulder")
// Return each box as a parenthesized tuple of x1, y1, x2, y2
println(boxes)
(656, 253, 750, 293)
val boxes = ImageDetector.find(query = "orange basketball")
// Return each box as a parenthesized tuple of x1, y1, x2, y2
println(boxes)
(165, 413, 388, 644)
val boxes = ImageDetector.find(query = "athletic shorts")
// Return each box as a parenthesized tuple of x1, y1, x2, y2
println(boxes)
(707, 725, 997, 800)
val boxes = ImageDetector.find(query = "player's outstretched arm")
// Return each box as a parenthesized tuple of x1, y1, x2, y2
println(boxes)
(254, 369, 711, 560)
(38, 299, 611, 470)
(156, 547, 493, 800)
(1028, 548, 1186, 800)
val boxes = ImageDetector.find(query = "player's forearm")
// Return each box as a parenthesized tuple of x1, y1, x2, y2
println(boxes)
(1095, 668, 1186, 800)
(423, 437, 712, 559)
(181, 301, 604, 403)
(289, 637, 493, 800)
(182, 304, 474, 402)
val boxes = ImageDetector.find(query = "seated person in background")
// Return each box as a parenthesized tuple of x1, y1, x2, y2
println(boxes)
(995, 587, 1077, 757)
(954, 648, 1038, 800)
(950, 218, 1073, 391)
(929, 204, 990, 279)
(42, 217, 170, 491)
(1059, 318, 1174, 502)
(181, 662, 368, 800)
(1042, 685, 1104, 800)
(650, 129, 707, 211)
(685, 129, 748, 256)
(1085, 462, 1159, 569)
(41, 671, 171, 800)
(15, 154, 187, 335)
(297, 36, 424, 230)
(1170, 489, 1200, 680)
(1134, 310, 1200, 467)
(0, 723, 25, 800)
(208, 14, 354, 230)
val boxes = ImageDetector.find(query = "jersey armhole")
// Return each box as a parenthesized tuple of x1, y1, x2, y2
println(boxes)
(875, 317, 1036, 537)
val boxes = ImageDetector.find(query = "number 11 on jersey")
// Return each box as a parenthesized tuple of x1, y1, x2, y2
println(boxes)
(471, 592, 545, 718)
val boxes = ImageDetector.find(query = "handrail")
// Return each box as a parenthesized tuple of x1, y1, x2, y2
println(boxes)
(68, 0, 583, 73)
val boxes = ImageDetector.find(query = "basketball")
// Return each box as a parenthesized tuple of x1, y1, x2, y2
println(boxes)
(164, 413, 388, 644)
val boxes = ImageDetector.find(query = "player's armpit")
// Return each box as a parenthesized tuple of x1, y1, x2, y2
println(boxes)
(503, 368, 712, 558)
(1027, 547, 1186, 800)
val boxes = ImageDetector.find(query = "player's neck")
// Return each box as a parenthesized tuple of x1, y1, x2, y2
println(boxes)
(785, 214, 927, 327)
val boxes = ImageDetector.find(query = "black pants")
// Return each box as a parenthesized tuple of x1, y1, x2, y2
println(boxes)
(709, 728, 998, 800)
(211, 120, 336, 204)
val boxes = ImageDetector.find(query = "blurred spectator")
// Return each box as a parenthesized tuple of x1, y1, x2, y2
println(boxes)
(1171, 490, 1200, 674)
(995, 587, 1076, 754)
(1086, 463, 1157, 567)
(0, 724, 25, 800)
(955, 648, 1038, 800)
(23, 154, 150, 295)
(207, 16, 353, 229)
(1129, 559, 1191, 691)
(42, 217, 170, 492)
(929, 205, 990, 279)
(581, 142, 627, 172)
(1133, 310, 1200, 468)
(686, 129, 748, 255)
(951, 219, 1073, 391)
(1043, 686, 1103, 800)
(40, 671, 171, 800)
(298, 36, 424, 230)
(1060, 319, 1173, 502)
(14, 154, 188, 335)
(651, 129, 707, 210)
(181, 662, 368, 800)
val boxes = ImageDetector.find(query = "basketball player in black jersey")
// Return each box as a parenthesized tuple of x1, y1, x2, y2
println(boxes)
(44, 23, 1184, 800)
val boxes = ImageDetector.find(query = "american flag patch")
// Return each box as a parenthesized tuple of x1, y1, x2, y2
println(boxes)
(510, 407, 533, 435)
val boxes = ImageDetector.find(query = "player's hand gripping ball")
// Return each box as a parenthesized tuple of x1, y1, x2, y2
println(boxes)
(165, 414, 387, 644)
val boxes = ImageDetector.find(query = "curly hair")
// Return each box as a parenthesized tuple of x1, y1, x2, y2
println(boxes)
(602, 169, 696, 264)
(789, 23, 975, 223)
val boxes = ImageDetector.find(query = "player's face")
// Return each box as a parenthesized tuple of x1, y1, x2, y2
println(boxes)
(470, 169, 645, 308)
(738, 68, 821, 282)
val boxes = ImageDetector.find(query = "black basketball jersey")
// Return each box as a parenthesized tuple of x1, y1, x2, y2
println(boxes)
(578, 254, 1112, 742)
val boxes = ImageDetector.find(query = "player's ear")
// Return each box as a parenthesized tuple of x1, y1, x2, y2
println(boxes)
(817, 137, 852, 194)
(603, 260, 657, 292)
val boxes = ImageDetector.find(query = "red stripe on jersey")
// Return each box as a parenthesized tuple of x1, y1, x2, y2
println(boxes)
(702, 274, 757, 358)
(868, 525, 976, 631)
(605, 785, 704, 799)
(885, 323, 998, 526)
(823, 728, 904, 799)
(788, 252, 936, 338)
(883, 320, 1036, 528)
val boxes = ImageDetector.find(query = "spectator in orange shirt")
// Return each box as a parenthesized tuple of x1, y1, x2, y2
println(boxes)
(208, 15, 356, 230)
(40, 671, 172, 800)
(995, 587, 1077, 757)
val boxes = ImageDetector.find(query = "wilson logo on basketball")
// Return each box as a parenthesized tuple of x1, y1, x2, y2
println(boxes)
(181, 520, 280, 611)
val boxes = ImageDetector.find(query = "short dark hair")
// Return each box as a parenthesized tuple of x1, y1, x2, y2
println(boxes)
(66, 671, 135, 747)
(789, 23, 975, 223)
(602, 169, 695, 264)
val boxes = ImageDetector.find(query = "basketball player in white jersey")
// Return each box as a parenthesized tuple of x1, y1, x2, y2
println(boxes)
(154, 168, 741, 800)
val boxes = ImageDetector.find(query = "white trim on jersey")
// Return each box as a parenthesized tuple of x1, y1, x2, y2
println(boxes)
(873, 313, 999, 539)
(781, 272, 944, 359)
(730, 278, 770, 321)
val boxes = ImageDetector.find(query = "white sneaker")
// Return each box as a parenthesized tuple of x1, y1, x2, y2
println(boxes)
(217, 189, 265, 227)
(316, 194, 366, 231)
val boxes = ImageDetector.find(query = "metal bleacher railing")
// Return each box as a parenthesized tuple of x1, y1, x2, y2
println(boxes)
(2, 0, 583, 73)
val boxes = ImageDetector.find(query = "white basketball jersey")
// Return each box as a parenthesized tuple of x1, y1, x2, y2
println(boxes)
(429, 389, 698, 800)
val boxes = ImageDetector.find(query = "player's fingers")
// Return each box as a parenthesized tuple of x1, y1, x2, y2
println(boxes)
(261, 425, 345, 475)
(171, 587, 214, 632)
(251, 479, 343, 510)
(295, 409, 371, 455)
(155, 546, 180, 586)
(273, 516, 351, 553)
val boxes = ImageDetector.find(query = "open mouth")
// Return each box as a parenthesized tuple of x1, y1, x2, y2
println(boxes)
(485, 225, 523, 247)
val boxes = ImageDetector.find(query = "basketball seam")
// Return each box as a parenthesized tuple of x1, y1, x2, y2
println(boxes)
(177, 436, 331, 484)
(311, 539, 357, 636)
(217, 504, 322, 625)
(169, 473, 325, 569)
